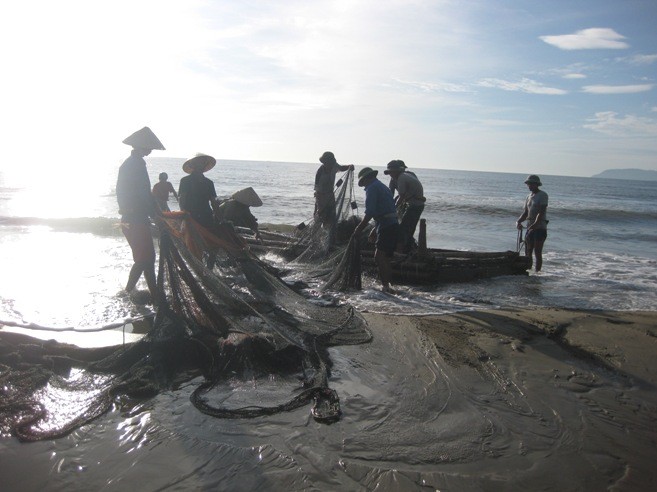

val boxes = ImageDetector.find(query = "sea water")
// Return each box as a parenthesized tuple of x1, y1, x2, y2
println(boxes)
(1, 157, 656, 329)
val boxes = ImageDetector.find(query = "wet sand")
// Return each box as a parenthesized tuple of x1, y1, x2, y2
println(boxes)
(2, 307, 657, 491)
(402, 307, 657, 490)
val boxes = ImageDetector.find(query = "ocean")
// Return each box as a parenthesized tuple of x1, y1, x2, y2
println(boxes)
(1, 157, 655, 329)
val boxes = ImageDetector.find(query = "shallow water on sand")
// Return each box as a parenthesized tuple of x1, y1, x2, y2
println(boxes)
(3, 313, 654, 491)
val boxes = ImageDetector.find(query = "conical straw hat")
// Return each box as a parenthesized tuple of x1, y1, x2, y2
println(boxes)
(182, 153, 216, 174)
(231, 187, 262, 207)
(122, 127, 165, 150)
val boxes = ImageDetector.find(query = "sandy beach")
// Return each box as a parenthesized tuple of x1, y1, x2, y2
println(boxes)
(2, 307, 657, 491)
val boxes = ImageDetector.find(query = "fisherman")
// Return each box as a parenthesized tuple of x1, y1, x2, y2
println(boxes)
(384, 160, 425, 253)
(178, 153, 220, 267)
(352, 167, 401, 293)
(152, 172, 178, 212)
(516, 174, 548, 272)
(116, 126, 165, 303)
(387, 159, 417, 195)
(216, 187, 263, 241)
(314, 151, 355, 228)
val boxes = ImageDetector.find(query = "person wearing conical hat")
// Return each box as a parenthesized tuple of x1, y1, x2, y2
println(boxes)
(314, 151, 355, 228)
(516, 174, 548, 272)
(215, 187, 263, 240)
(178, 153, 220, 267)
(352, 167, 401, 293)
(116, 127, 165, 303)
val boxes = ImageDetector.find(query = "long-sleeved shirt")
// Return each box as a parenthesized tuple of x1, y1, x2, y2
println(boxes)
(116, 150, 157, 224)
(364, 178, 398, 231)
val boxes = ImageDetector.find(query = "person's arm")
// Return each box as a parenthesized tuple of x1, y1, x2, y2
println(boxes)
(353, 213, 373, 236)
(337, 163, 354, 172)
(168, 182, 178, 200)
(516, 203, 528, 229)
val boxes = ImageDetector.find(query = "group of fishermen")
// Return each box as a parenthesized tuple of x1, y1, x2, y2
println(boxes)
(116, 126, 547, 300)
(314, 151, 426, 293)
(116, 127, 263, 302)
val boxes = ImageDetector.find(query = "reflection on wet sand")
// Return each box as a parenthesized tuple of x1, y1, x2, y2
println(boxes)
(1, 308, 657, 490)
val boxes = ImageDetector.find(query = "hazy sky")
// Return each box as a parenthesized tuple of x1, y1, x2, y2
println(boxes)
(1, 0, 656, 176)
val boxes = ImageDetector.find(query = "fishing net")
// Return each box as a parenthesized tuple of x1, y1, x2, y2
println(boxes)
(258, 168, 365, 291)
(0, 212, 371, 442)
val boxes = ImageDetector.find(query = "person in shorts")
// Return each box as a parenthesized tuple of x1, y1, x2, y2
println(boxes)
(516, 174, 548, 272)
(116, 126, 165, 302)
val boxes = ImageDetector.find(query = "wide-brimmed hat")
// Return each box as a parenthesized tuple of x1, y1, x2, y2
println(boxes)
(231, 187, 263, 207)
(319, 151, 336, 164)
(183, 153, 216, 174)
(358, 167, 378, 186)
(524, 174, 542, 186)
(122, 127, 165, 150)
(384, 160, 406, 175)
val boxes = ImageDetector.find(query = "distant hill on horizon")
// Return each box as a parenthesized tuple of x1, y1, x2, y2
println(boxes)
(593, 168, 657, 181)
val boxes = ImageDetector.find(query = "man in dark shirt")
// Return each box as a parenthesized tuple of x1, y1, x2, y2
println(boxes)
(314, 151, 354, 227)
(352, 167, 400, 293)
(116, 126, 165, 302)
(178, 154, 220, 267)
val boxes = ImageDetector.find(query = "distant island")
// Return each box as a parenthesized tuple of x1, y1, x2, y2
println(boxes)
(592, 168, 657, 181)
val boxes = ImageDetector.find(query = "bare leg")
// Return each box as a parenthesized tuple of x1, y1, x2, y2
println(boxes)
(524, 238, 534, 271)
(126, 262, 146, 292)
(375, 249, 393, 290)
(143, 263, 158, 301)
(533, 240, 545, 272)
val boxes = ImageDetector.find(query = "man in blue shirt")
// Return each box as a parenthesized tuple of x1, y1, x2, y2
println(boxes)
(352, 167, 400, 293)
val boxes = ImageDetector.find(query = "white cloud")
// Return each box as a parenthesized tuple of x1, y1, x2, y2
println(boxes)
(626, 54, 657, 65)
(563, 73, 587, 79)
(540, 28, 629, 50)
(584, 112, 657, 136)
(582, 84, 654, 94)
(477, 78, 567, 95)
(390, 79, 471, 93)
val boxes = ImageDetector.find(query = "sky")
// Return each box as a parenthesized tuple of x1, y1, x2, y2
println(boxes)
(1, 0, 656, 177)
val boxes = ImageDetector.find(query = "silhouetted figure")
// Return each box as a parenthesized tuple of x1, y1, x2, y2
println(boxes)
(178, 153, 220, 268)
(152, 172, 178, 212)
(384, 160, 425, 253)
(116, 126, 165, 302)
(216, 187, 263, 241)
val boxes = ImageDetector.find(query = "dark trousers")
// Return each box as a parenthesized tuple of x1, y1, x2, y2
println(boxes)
(399, 204, 424, 252)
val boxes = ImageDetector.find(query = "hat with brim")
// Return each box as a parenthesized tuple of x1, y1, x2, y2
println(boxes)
(183, 154, 216, 174)
(358, 167, 378, 186)
(231, 187, 262, 207)
(384, 160, 405, 175)
(320, 151, 336, 164)
(122, 126, 165, 150)
(524, 174, 542, 186)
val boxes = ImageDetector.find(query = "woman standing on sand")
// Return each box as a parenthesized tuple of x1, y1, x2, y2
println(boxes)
(517, 174, 548, 272)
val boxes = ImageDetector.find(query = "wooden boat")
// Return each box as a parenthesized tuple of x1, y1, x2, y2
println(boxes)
(239, 220, 530, 285)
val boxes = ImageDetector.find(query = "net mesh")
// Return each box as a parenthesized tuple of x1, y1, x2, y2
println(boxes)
(0, 211, 371, 441)
(277, 168, 364, 291)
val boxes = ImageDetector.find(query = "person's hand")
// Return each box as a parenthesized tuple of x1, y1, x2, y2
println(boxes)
(349, 164, 355, 171)
(516, 221, 523, 230)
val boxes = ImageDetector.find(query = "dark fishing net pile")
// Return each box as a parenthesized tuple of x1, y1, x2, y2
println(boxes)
(277, 168, 364, 291)
(0, 212, 371, 442)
